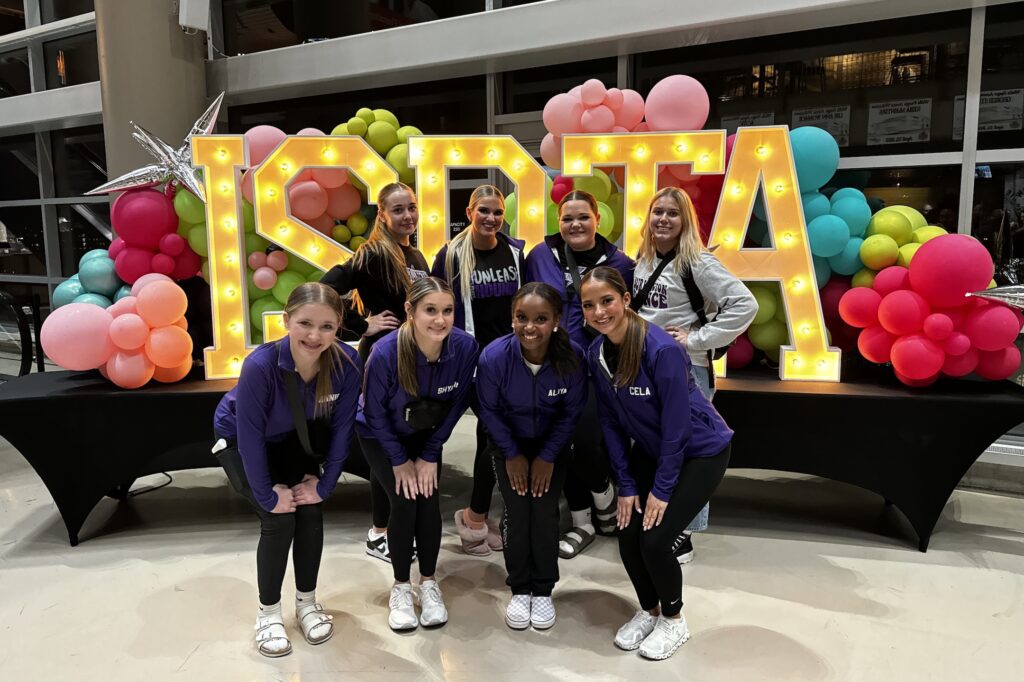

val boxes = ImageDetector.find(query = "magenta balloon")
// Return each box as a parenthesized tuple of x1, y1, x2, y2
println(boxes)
(245, 125, 287, 166)
(325, 183, 361, 220)
(614, 89, 646, 130)
(540, 133, 562, 169)
(922, 313, 954, 341)
(159, 233, 186, 257)
(111, 189, 178, 250)
(580, 79, 607, 107)
(890, 334, 945, 381)
(644, 75, 710, 131)
(857, 325, 897, 364)
(171, 248, 202, 281)
(943, 331, 971, 356)
(151, 253, 175, 275)
(542, 93, 584, 135)
(115, 247, 158, 284)
(838, 287, 881, 328)
(289, 180, 329, 221)
(726, 334, 755, 369)
(941, 346, 978, 376)
(253, 266, 278, 290)
(40, 303, 116, 370)
(872, 266, 911, 298)
(975, 345, 1022, 381)
(109, 237, 127, 260)
(964, 303, 1022, 351)
(878, 290, 931, 336)
(581, 105, 615, 133)
(908, 234, 994, 308)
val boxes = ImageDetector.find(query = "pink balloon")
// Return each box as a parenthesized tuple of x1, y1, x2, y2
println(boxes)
(105, 349, 155, 389)
(248, 252, 268, 270)
(540, 133, 562, 169)
(325, 183, 361, 220)
(890, 334, 945, 381)
(151, 253, 175, 275)
(308, 212, 337, 236)
(159, 233, 186, 257)
(857, 325, 897, 364)
(942, 346, 979, 377)
(312, 167, 349, 189)
(726, 334, 755, 369)
(543, 93, 584, 135)
(171, 248, 202, 281)
(964, 304, 1022, 351)
(615, 89, 646, 130)
(130, 272, 173, 297)
(115, 247, 158, 284)
(820, 277, 852, 322)
(908, 234, 994, 308)
(41, 303, 116, 371)
(297, 127, 325, 136)
(109, 237, 127, 260)
(253, 266, 278, 290)
(644, 75, 710, 132)
(632, 121, 650, 133)
(580, 79, 607, 107)
(873, 266, 911, 298)
(109, 313, 150, 351)
(603, 87, 624, 110)
(244, 125, 287, 166)
(111, 189, 178, 250)
(839, 287, 882, 328)
(568, 85, 582, 100)
(725, 133, 738, 162)
(944, 331, 971, 356)
(551, 182, 572, 204)
(612, 125, 630, 133)
(240, 168, 255, 204)
(136, 281, 188, 328)
(581, 105, 615, 133)
(975, 345, 1022, 381)
(107, 296, 138, 319)
(922, 313, 954, 341)
(878, 290, 931, 336)
(657, 168, 679, 190)
(266, 250, 290, 272)
(289, 180, 329, 221)
(668, 164, 700, 184)
(895, 370, 939, 388)
(295, 168, 315, 183)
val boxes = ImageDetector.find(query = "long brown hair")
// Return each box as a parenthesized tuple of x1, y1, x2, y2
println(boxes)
(637, 187, 705, 273)
(350, 182, 416, 314)
(443, 184, 505, 305)
(397, 276, 455, 396)
(284, 282, 353, 416)
(581, 266, 648, 388)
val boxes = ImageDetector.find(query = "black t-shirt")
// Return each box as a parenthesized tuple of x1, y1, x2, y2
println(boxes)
(469, 243, 519, 347)
(602, 336, 620, 378)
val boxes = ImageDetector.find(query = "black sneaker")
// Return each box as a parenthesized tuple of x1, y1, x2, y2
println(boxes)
(366, 531, 391, 563)
(674, 534, 694, 565)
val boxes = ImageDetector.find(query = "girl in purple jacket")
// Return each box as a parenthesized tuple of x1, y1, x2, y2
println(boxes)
(580, 266, 733, 662)
(476, 283, 588, 630)
(356, 276, 478, 632)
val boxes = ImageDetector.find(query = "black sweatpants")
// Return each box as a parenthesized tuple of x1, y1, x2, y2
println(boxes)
(563, 384, 611, 512)
(360, 433, 442, 583)
(358, 336, 392, 530)
(492, 438, 569, 596)
(618, 443, 731, 617)
(469, 388, 497, 516)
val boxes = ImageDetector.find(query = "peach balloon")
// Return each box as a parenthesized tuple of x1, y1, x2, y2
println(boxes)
(325, 183, 361, 220)
(130, 272, 172, 297)
(312, 167, 349, 188)
(289, 180, 329, 221)
(145, 325, 193, 369)
(136, 281, 188, 328)
(153, 357, 194, 383)
(109, 313, 150, 351)
(173, 316, 188, 330)
(307, 212, 336, 235)
(107, 296, 138, 318)
(106, 349, 155, 389)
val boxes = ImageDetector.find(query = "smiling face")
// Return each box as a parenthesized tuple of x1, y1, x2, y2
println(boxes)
(581, 279, 630, 341)
(513, 293, 559, 359)
(284, 303, 340, 361)
(559, 199, 598, 251)
(406, 291, 455, 345)
(468, 196, 504, 240)
(648, 195, 684, 250)
(380, 188, 418, 241)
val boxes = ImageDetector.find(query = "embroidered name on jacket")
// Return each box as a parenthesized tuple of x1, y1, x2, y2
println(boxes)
(436, 382, 460, 395)
(318, 393, 340, 403)
(547, 387, 568, 397)
(629, 386, 652, 396)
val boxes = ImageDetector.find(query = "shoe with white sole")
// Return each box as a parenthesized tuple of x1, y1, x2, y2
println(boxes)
(366, 530, 391, 563)
(387, 583, 418, 631)
(614, 609, 657, 651)
(638, 614, 691, 660)
(418, 580, 448, 627)
(254, 604, 292, 657)
(530, 595, 555, 630)
(505, 594, 531, 630)
(674, 534, 694, 565)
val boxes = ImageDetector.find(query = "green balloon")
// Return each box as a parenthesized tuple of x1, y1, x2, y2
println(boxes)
(356, 107, 376, 125)
(272, 270, 306, 305)
(396, 125, 423, 144)
(201, 261, 210, 282)
(247, 270, 272, 302)
(174, 189, 206, 224)
(596, 201, 615, 240)
(242, 200, 256, 232)
(250, 297, 282, 329)
(348, 213, 369, 236)
(306, 269, 325, 283)
(332, 224, 352, 244)
(505, 193, 517, 224)
(575, 169, 612, 203)
(866, 210, 912, 246)
(751, 287, 777, 324)
(187, 224, 209, 257)
(244, 231, 271, 255)
(349, 236, 367, 250)
(386, 143, 414, 184)
(545, 202, 559, 236)
(330, 122, 349, 136)
(251, 329, 265, 346)
(288, 256, 317, 278)
(373, 109, 400, 128)
(748, 318, 789, 352)
(347, 116, 368, 137)
(366, 121, 399, 155)
(177, 217, 193, 238)
(350, 177, 368, 200)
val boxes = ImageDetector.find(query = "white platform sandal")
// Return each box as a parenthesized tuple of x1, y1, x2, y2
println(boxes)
(296, 601, 334, 645)
(255, 611, 292, 658)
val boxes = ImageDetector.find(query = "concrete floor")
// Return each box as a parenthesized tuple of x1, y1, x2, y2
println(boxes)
(2, 414, 1024, 681)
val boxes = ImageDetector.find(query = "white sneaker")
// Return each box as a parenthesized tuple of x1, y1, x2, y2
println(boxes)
(638, 614, 691, 660)
(614, 609, 657, 651)
(366, 529, 391, 563)
(530, 596, 555, 630)
(387, 583, 418, 631)
(418, 580, 448, 627)
(505, 594, 531, 630)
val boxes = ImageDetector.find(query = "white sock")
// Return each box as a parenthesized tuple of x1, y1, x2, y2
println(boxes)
(368, 527, 386, 541)
(592, 483, 615, 511)
(256, 601, 289, 654)
(296, 590, 330, 640)
(259, 601, 282, 616)
(570, 508, 593, 531)
(296, 589, 316, 607)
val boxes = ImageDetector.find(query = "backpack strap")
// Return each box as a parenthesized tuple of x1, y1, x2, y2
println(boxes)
(680, 265, 717, 389)
(630, 251, 675, 312)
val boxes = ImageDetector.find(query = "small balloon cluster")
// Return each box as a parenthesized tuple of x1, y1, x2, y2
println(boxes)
(53, 249, 130, 309)
(40, 275, 194, 389)
(109, 187, 203, 284)
(856, 205, 948, 279)
(838, 234, 1023, 386)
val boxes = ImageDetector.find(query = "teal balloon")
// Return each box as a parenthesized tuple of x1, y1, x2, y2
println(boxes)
(790, 126, 840, 191)
(272, 270, 306, 305)
(801, 191, 831, 223)
(831, 197, 872, 237)
(114, 285, 133, 301)
(73, 293, 112, 308)
(830, 187, 866, 205)
(70, 273, 79, 280)
(78, 256, 121, 298)
(807, 215, 850, 258)
(813, 256, 832, 288)
(79, 248, 110, 270)
(827, 237, 864, 276)
(250, 297, 282, 329)
(747, 218, 768, 245)
(174, 189, 206, 224)
(53, 279, 85, 308)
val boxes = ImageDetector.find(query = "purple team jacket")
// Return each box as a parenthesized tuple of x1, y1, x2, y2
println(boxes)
(214, 339, 362, 512)
(356, 327, 478, 465)
(476, 333, 588, 462)
(525, 233, 635, 348)
(587, 325, 733, 502)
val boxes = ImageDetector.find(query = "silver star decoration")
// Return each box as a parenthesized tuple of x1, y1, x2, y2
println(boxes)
(968, 285, 1024, 312)
(86, 92, 225, 202)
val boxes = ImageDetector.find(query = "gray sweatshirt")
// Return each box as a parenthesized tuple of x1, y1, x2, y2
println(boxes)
(633, 251, 758, 367)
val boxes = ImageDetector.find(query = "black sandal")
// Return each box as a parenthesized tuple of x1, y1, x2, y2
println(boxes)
(558, 526, 595, 559)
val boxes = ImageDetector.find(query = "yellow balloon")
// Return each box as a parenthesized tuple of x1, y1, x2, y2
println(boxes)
(912, 225, 947, 244)
(859, 234, 899, 270)
(896, 242, 921, 268)
(851, 267, 877, 289)
(330, 122, 349, 136)
(347, 213, 370, 236)
(867, 210, 913, 246)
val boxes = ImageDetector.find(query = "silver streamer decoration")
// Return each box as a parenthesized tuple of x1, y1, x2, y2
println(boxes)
(967, 285, 1024, 312)
(86, 92, 225, 202)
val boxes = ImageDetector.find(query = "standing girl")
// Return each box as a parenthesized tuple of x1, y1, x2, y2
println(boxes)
(213, 283, 362, 657)
(476, 282, 587, 630)
(321, 181, 431, 563)
(357, 276, 479, 631)
(525, 190, 634, 558)
(431, 184, 527, 556)
(632, 187, 756, 563)
(580, 267, 733, 661)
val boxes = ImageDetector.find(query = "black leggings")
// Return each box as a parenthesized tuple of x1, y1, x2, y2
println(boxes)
(618, 443, 731, 618)
(563, 384, 611, 512)
(358, 336, 392, 530)
(360, 433, 442, 583)
(469, 390, 496, 516)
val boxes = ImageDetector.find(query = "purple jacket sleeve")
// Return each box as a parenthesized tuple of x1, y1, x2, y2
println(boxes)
(361, 350, 410, 466)
(594, 377, 636, 497)
(651, 346, 692, 502)
(316, 355, 363, 500)
(420, 344, 479, 462)
(536, 362, 588, 463)
(475, 355, 519, 461)
(234, 359, 279, 512)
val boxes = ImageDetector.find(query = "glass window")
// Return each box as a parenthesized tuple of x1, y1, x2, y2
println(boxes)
(0, 135, 40, 200)
(972, 162, 1024, 286)
(501, 57, 617, 114)
(0, 206, 47, 276)
(57, 203, 110, 276)
(51, 124, 106, 197)
(40, 0, 95, 23)
(0, 1, 25, 36)
(0, 49, 31, 98)
(978, 4, 1024, 150)
(44, 31, 99, 88)
(830, 165, 962, 230)
(220, 0, 484, 56)
(634, 10, 970, 156)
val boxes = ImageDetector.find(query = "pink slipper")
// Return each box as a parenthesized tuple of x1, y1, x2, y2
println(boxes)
(454, 509, 491, 556)
(485, 518, 504, 552)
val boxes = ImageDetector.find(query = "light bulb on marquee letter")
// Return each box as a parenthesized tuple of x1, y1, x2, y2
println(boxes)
(407, 135, 547, 263)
